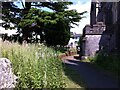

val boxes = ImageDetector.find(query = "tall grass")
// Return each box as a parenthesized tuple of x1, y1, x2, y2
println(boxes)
(0, 41, 65, 88)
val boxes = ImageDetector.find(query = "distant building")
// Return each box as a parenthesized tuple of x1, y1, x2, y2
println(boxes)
(68, 32, 81, 48)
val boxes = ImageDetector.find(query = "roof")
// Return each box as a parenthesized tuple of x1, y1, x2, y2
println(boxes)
(70, 32, 81, 38)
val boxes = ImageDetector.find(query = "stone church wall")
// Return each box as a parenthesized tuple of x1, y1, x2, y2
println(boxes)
(84, 35, 101, 57)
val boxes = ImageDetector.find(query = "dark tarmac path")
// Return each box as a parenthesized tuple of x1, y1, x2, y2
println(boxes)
(62, 56, 119, 88)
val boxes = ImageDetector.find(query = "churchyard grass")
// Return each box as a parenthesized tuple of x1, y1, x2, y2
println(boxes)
(0, 41, 65, 88)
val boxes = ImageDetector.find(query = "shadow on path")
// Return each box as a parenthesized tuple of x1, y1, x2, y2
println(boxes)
(62, 56, 119, 88)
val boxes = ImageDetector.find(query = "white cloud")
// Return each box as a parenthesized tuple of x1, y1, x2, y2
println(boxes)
(68, 0, 91, 34)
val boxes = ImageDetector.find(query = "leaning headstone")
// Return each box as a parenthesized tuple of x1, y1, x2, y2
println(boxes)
(0, 58, 18, 89)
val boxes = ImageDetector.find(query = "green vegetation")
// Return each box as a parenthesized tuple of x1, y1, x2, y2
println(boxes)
(87, 53, 120, 79)
(2, 2, 86, 46)
(0, 42, 84, 88)
(0, 42, 64, 88)
(1, 1, 87, 88)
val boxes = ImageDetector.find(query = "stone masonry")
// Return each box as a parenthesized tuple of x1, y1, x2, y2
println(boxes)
(81, 22, 106, 59)
(0, 58, 18, 89)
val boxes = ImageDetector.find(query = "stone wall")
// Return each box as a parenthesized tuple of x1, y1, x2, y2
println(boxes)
(97, 2, 120, 52)
(82, 35, 101, 57)
(81, 2, 120, 59)
(81, 21, 106, 59)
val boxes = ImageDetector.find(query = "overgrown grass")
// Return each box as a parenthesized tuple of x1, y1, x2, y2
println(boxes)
(0, 41, 65, 89)
(88, 53, 120, 79)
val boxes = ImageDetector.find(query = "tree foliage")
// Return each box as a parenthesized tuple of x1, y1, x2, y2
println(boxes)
(1, 1, 86, 46)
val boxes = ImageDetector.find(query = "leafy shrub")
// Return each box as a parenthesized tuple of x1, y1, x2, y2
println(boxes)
(0, 42, 65, 89)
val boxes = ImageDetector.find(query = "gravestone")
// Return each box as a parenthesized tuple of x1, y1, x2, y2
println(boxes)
(0, 58, 18, 89)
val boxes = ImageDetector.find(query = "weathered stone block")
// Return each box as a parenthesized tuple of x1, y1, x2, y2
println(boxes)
(0, 58, 18, 89)
(83, 35, 101, 57)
